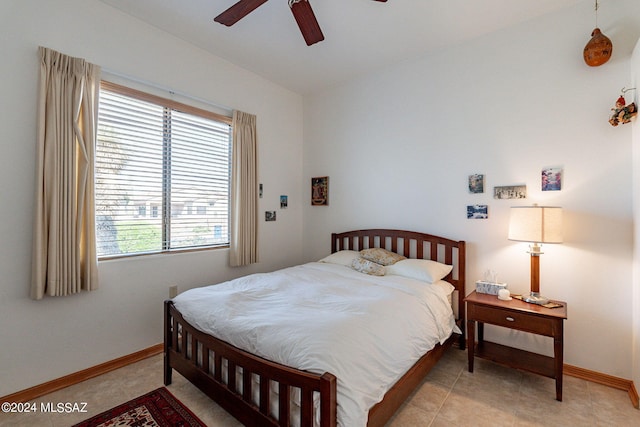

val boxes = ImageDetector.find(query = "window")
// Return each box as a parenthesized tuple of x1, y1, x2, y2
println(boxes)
(95, 81, 232, 257)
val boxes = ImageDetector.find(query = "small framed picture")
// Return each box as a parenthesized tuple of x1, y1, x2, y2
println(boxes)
(468, 174, 485, 194)
(494, 185, 526, 199)
(265, 211, 276, 221)
(467, 204, 488, 219)
(542, 167, 562, 191)
(280, 195, 288, 209)
(311, 176, 329, 206)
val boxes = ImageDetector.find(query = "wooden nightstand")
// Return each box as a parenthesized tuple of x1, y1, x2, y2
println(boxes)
(465, 290, 568, 401)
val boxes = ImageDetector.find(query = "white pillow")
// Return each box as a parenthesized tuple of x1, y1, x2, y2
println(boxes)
(386, 258, 453, 283)
(351, 257, 386, 276)
(432, 280, 455, 297)
(318, 250, 360, 266)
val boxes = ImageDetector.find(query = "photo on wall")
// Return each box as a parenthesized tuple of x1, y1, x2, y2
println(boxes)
(542, 167, 562, 191)
(468, 174, 485, 194)
(280, 195, 288, 209)
(467, 204, 488, 219)
(311, 176, 329, 206)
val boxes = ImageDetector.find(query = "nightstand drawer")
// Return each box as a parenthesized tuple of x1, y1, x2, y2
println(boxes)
(469, 304, 555, 336)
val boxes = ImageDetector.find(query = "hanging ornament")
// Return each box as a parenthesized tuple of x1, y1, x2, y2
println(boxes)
(609, 88, 637, 127)
(583, 0, 612, 67)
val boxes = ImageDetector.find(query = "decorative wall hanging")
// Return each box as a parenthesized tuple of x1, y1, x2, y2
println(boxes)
(609, 88, 637, 126)
(311, 176, 329, 206)
(494, 185, 526, 200)
(583, 0, 612, 67)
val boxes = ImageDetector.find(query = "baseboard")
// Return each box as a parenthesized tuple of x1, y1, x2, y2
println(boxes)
(564, 364, 639, 409)
(0, 343, 163, 404)
(630, 382, 639, 409)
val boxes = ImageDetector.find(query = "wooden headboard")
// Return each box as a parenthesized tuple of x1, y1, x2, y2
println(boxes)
(331, 229, 466, 339)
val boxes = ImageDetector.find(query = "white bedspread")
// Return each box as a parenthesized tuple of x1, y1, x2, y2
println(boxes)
(172, 262, 457, 427)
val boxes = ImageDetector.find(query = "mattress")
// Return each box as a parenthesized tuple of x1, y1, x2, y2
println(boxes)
(172, 261, 458, 427)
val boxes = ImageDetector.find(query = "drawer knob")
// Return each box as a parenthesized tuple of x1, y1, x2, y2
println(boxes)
(506, 316, 515, 322)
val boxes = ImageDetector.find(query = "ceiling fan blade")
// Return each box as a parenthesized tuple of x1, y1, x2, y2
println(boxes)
(372, 0, 388, 2)
(214, 0, 269, 26)
(289, 0, 324, 46)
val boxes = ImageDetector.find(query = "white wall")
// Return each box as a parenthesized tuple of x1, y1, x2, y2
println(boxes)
(303, 0, 640, 378)
(0, 0, 304, 397)
(631, 38, 640, 394)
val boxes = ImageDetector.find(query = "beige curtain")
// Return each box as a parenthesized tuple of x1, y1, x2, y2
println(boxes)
(31, 47, 100, 299)
(229, 110, 259, 266)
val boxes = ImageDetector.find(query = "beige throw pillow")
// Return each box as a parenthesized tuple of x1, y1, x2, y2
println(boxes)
(360, 248, 406, 266)
(351, 258, 386, 276)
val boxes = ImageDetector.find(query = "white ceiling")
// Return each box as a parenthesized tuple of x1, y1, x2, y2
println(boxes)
(99, 0, 585, 95)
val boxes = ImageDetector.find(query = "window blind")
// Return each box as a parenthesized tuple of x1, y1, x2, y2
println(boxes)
(96, 82, 232, 257)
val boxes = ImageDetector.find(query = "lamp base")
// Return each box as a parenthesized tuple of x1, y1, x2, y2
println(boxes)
(523, 292, 549, 305)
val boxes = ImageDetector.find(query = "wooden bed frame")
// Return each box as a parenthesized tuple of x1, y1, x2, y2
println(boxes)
(164, 229, 466, 427)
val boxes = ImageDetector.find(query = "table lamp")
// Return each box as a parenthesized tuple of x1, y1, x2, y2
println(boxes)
(508, 205, 563, 305)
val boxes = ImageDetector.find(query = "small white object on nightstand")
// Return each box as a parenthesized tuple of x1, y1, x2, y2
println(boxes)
(498, 289, 512, 301)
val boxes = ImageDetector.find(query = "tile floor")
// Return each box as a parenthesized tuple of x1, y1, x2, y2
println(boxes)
(1, 347, 638, 426)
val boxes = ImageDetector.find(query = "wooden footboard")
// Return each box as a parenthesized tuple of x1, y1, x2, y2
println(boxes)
(164, 300, 337, 427)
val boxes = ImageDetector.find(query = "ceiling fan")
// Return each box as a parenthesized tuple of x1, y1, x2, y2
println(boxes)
(214, 0, 388, 46)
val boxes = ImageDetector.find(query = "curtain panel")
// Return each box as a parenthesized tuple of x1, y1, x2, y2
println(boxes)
(229, 110, 259, 267)
(31, 47, 100, 299)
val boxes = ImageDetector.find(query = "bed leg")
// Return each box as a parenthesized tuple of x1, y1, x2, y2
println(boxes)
(164, 299, 173, 386)
(164, 355, 173, 385)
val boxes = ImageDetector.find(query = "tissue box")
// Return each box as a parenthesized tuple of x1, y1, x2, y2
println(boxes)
(475, 280, 508, 295)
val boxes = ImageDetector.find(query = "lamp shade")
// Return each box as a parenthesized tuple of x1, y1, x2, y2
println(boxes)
(508, 206, 563, 244)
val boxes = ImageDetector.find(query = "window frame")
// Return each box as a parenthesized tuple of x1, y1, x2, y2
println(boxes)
(96, 81, 233, 260)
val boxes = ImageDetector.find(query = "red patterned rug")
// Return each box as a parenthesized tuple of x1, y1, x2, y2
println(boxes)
(72, 387, 205, 427)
